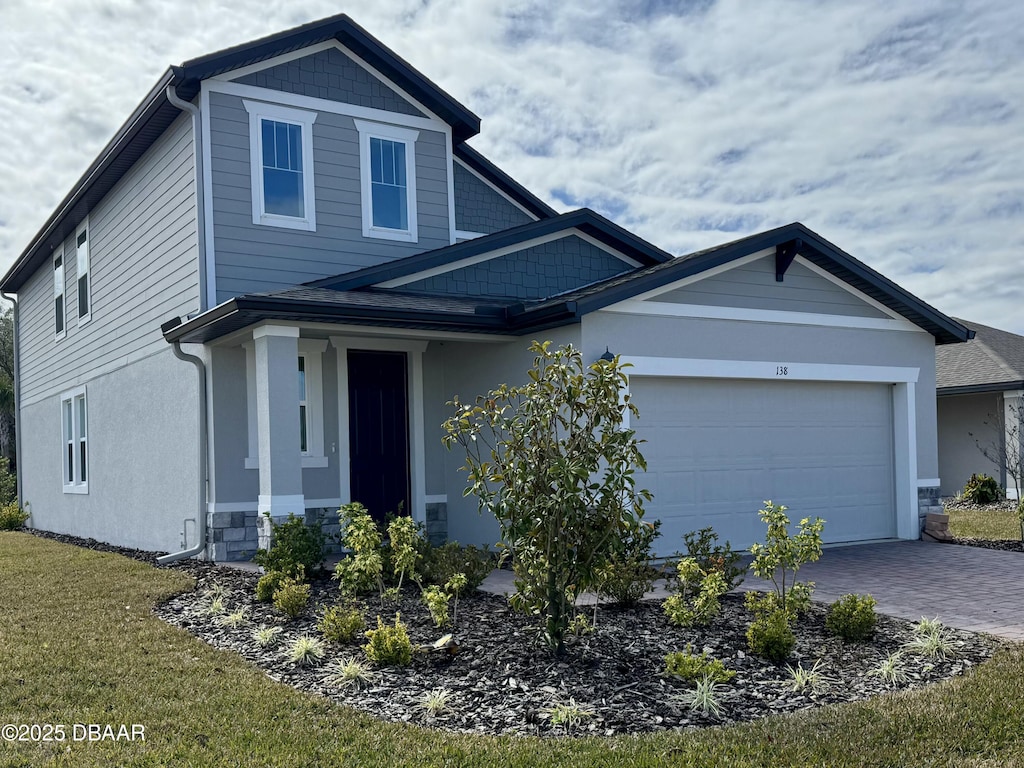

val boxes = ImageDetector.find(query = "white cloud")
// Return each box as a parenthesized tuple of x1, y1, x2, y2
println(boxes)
(2, 0, 1023, 332)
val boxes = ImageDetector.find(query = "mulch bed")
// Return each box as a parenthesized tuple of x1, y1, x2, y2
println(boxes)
(28, 529, 1001, 737)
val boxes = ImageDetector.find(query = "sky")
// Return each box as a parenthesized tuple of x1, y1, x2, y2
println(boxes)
(1, 0, 1023, 332)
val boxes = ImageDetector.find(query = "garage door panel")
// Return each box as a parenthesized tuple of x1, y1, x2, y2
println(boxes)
(633, 378, 896, 554)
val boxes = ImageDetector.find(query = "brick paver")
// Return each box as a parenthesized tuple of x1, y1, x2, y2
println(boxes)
(479, 541, 1024, 641)
(740, 540, 1024, 641)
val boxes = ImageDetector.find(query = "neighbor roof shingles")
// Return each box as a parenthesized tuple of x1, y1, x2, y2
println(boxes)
(936, 318, 1024, 391)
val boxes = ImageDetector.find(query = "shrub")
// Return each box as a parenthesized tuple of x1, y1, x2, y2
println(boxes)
(272, 577, 310, 619)
(962, 473, 1003, 504)
(680, 526, 746, 591)
(386, 514, 422, 594)
(255, 570, 288, 603)
(318, 603, 366, 643)
(747, 501, 824, 621)
(442, 341, 652, 654)
(421, 585, 451, 628)
(419, 541, 493, 594)
(663, 557, 728, 627)
(333, 503, 384, 599)
(664, 647, 736, 684)
(826, 593, 877, 642)
(747, 609, 796, 662)
(363, 613, 414, 666)
(597, 519, 661, 606)
(0, 501, 28, 531)
(253, 512, 326, 576)
(0, 457, 17, 506)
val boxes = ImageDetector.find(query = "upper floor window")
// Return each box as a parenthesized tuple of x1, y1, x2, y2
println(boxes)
(243, 100, 317, 232)
(76, 221, 91, 323)
(354, 120, 419, 243)
(61, 386, 88, 494)
(53, 248, 65, 340)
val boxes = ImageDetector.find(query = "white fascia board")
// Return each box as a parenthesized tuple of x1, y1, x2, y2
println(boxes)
(602, 300, 923, 333)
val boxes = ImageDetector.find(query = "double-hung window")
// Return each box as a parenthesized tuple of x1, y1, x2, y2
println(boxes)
(61, 386, 88, 493)
(54, 248, 65, 340)
(354, 120, 419, 242)
(243, 100, 317, 231)
(76, 221, 90, 323)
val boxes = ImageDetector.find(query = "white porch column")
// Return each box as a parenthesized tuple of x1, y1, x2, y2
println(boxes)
(253, 325, 304, 549)
(1005, 390, 1023, 500)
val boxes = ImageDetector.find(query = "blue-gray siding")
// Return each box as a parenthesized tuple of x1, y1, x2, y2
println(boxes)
(235, 48, 424, 118)
(18, 113, 200, 405)
(654, 256, 889, 318)
(209, 91, 452, 301)
(453, 161, 533, 234)
(400, 234, 631, 300)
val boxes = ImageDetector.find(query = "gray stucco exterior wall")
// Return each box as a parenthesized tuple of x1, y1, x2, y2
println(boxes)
(937, 392, 1003, 497)
(400, 235, 632, 300)
(656, 256, 890, 318)
(20, 348, 199, 553)
(235, 48, 424, 118)
(208, 90, 452, 302)
(453, 161, 533, 234)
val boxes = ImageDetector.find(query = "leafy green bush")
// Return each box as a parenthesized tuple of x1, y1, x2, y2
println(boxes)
(0, 501, 28, 531)
(255, 570, 288, 603)
(421, 585, 451, 628)
(333, 502, 384, 598)
(746, 609, 795, 662)
(680, 527, 746, 591)
(272, 576, 310, 619)
(963, 473, 1003, 504)
(0, 457, 17, 506)
(419, 541, 493, 594)
(363, 613, 413, 666)
(597, 519, 661, 606)
(664, 647, 736, 684)
(386, 514, 422, 596)
(747, 501, 824, 621)
(253, 512, 326, 576)
(663, 557, 728, 627)
(318, 603, 366, 643)
(826, 593, 878, 643)
(442, 341, 653, 654)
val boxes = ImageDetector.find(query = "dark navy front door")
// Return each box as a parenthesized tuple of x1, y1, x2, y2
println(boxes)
(347, 350, 410, 523)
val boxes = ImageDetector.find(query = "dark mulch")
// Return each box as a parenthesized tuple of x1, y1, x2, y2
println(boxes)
(952, 538, 1024, 552)
(28, 528, 1001, 737)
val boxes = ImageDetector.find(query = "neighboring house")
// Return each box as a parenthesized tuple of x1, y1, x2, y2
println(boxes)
(0, 14, 971, 561)
(936, 318, 1024, 500)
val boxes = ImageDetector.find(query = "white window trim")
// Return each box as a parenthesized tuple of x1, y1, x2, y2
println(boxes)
(75, 218, 91, 325)
(353, 119, 419, 243)
(53, 246, 66, 341)
(61, 385, 88, 494)
(243, 100, 317, 232)
(244, 339, 329, 469)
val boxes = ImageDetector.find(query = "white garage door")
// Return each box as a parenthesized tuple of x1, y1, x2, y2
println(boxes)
(631, 377, 896, 555)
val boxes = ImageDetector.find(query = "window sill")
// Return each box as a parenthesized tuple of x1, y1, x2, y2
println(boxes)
(255, 214, 316, 232)
(63, 484, 89, 495)
(364, 225, 417, 243)
(244, 456, 328, 470)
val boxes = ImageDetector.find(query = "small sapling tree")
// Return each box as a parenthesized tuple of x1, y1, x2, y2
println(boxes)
(442, 341, 653, 654)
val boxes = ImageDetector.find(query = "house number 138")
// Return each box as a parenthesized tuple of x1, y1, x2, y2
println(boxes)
(776, 366, 788, 376)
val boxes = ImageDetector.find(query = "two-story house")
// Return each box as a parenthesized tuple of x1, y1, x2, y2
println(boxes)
(1, 14, 970, 562)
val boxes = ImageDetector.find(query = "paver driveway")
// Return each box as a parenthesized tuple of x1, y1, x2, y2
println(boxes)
(741, 540, 1024, 641)
(479, 540, 1024, 640)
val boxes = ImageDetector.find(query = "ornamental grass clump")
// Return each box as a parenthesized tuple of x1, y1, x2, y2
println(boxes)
(288, 635, 325, 666)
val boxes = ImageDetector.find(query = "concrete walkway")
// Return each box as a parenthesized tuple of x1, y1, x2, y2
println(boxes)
(478, 541, 1024, 641)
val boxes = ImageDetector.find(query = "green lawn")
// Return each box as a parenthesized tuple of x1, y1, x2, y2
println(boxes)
(2, 533, 1024, 767)
(947, 507, 1022, 540)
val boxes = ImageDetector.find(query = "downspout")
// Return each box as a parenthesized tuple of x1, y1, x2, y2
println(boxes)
(157, 81, 211, 564)
(156, 340, 208, 564)
(1, 292, 21, 510)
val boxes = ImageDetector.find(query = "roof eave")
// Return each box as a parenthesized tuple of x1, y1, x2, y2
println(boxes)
(937, 381, 1024, 397)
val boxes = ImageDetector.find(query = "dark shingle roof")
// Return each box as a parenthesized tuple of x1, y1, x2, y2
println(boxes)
(936, 318, 1024, 393)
